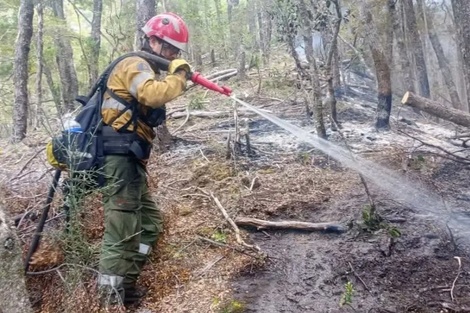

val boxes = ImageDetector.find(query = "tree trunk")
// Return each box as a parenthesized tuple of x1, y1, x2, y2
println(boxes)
(403, 0, 431, 98)
(89, 0, 103, 87)
(43, 62, 62, 114)
(257, 2, 272, 66)
(247, 0, 257, 40)
(11, 0, 34, 143)
(402, 91, 470, 127)
(451, 0, 470, 111)
(424, 4, 462, 110)
(33, 1, 44, 131)
(51, 0, 79, 113)
(238, 48, 246, 80)
(304, 46, 326, 135)
(325, 0, 342, 126)
(227, 0, 235, 23)
(214, 0, 222, 24)
(227, 0, 242, 57)
(0, 203, 33, 313)
(384, 0, 394, 64)
(134, 0, 156, 50)
(300, 7, 326, 138)
(363, 6, 392, 130)
(391, 0, 414, 93)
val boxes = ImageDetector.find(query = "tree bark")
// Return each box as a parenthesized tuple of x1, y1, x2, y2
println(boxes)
(247, 0, 257, 38)
(362, 6, 392, 130)
(89, 0, 103, 87)
(384, 0, 394, 65)
(424, 4, 462, 110)
(0, 202, 33, 313)
(134, 0, 156, 50)
(11, 0, 34, 143)
(325, 0, 342, 126)
(402, 91, 470, 127)
(51, 0, 79, 113)
(33, 1, 44, 131)
(298, 0, 326, 138)
(451, 0, 470, 111)
(391, 0, 414, 93)
(403, 0, 431, 98)
(43, 62, 62, 114)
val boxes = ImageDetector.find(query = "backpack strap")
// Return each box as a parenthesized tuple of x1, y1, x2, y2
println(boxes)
(106, 89, 139, 132)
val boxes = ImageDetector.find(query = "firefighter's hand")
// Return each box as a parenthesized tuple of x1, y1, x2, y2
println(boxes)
(168, 59, 190, 75)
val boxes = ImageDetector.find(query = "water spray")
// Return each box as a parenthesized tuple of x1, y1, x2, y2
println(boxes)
(185, 70, 469, 233)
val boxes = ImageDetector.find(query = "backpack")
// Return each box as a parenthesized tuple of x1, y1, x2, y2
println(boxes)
(46, 52, 164, 177)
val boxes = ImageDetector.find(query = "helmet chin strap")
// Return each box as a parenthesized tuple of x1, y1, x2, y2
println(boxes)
(140, 36, 167, 72)
(140, 37, 169, 70)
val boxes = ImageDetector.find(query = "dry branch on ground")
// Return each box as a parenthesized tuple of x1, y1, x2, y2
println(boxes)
(235, 217, 345, 233)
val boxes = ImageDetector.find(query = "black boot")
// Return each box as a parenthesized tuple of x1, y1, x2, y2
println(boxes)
(124, 285, 148, 304)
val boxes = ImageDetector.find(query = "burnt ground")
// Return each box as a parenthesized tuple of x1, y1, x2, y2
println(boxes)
(2, 66, 470, 313)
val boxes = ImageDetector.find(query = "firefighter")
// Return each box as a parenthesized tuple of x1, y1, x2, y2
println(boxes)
(97, 12, 190, 305)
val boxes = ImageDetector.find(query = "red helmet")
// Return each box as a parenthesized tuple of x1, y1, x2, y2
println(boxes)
(142, 12, 189, 52)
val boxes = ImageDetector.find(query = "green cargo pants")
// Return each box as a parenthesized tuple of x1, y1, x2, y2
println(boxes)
(98, 155, 163, 289)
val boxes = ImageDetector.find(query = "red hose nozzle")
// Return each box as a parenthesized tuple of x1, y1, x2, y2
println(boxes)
(190, 72, 232, 96)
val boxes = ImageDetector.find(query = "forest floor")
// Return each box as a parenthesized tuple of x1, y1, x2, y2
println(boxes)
(2, 55, 470, 313)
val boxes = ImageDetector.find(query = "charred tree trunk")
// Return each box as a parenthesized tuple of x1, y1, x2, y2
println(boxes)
(0, 203, 33, 313)
(451, 0, 470, 111)
(363, 7, 392, 130)
(89, 0, 103, 87)
(134, 0, 156, 50)
(11, 0, 34, 143)
(403, 0, 431, 98)
(424, 4, 462, 110)
(51, 0, 79, 113)
(402, 91, 470, 127)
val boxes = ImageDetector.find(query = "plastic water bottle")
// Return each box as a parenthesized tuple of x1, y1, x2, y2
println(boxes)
(63, 119, 82, 133)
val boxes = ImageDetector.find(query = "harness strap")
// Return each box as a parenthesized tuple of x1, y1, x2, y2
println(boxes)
(106, 89, 139, 131)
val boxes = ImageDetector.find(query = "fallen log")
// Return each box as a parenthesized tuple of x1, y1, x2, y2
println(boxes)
(235, 217, 346, 233)
(401, 91, 470, 128)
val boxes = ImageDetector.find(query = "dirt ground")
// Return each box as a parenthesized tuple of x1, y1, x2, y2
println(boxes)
(2, 65, 470, 313)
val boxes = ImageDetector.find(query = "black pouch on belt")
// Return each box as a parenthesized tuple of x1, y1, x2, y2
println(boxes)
(101, 126, 151, 159)
(129, 140, 152, 159)
(141, 107, 166, 127)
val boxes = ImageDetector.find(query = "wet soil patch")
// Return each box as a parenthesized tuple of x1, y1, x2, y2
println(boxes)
(233, 195, 470, 312)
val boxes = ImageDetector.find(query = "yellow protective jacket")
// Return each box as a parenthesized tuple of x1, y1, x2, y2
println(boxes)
(102, 56, 186, 143)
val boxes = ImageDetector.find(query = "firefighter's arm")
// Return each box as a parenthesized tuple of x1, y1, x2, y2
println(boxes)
(120, 57, 187, 109)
